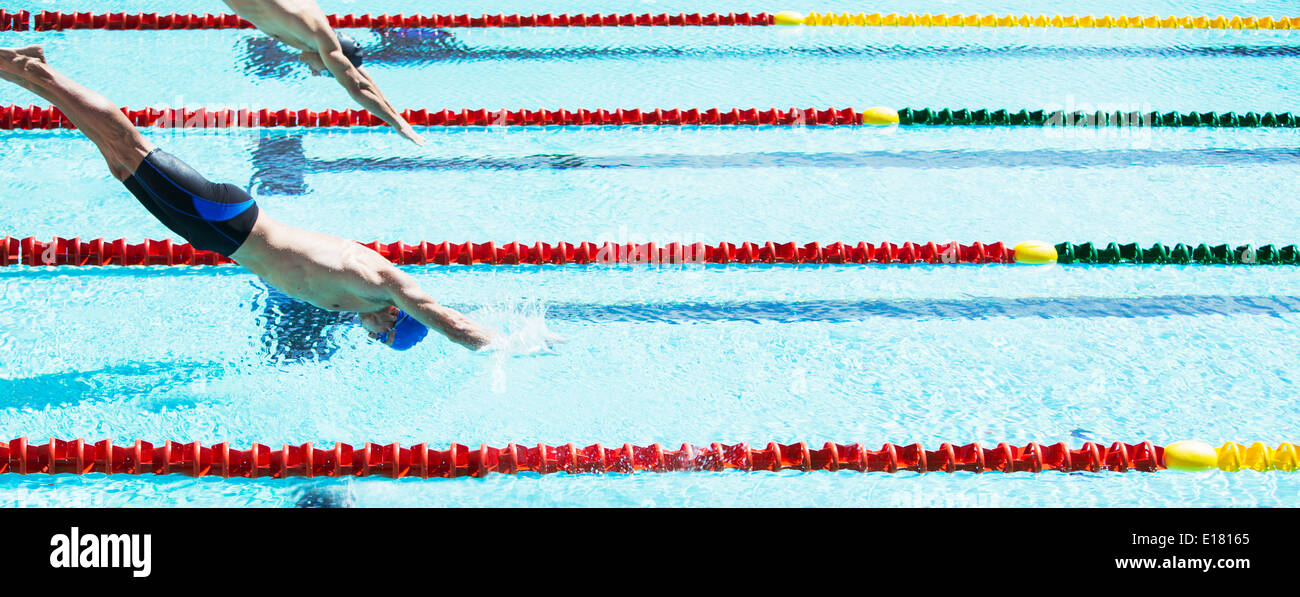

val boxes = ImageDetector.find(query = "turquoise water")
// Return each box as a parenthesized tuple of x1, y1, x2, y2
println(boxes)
(1, 1, 1299, 507)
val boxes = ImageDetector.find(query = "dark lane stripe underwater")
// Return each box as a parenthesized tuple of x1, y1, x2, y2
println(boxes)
(240, 33, 1300, 77)
(384, 44, 1300, 62)
(253, 135, 1300, 193)
(251, 292, 1300, 327)
(306, 149, 1300, 172)
(537, 295, 1300, 323)
(6, 295, 1290, 396)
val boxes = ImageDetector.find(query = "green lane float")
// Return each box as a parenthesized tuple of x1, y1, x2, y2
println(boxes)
(1053, 243, 1300, 265)
(896, 108, 1297, 128)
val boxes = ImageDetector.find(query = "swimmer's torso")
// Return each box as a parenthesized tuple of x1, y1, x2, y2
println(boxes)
(222, 0, 331, 52)
(233, 216, 398, 313)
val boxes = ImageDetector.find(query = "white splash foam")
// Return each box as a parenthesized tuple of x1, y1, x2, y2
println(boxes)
(468, 299, 567, 394)
(473, 298, 567, 356)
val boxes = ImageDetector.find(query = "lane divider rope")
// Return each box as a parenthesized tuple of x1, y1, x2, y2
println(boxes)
(3, 237, 1296, 267)
(1, 438, 1293, 477)
(5, 11, 1297, 31)
(1, 105, 1295, 129)
(1053, 242, 1300, 264)
(0, 9, 28, 30)
(1, 237, 1014, 267)
(897, 107, 1297, 127)
(773, 12, 1298, 29)
(6, 11, 774, 31)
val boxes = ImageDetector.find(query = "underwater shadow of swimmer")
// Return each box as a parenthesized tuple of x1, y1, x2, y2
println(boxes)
(251, 281, 354, 363)
(241, 28, 460, 78)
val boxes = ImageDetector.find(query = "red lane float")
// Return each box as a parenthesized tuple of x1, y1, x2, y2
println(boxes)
(0, 237, 1014, 267)
(2, 237, 233, 266)
(0, 9, 30, 31)
(0, 105, 861, 129)
(0, 438, 1163, 477)
(28, 11, 773, 31)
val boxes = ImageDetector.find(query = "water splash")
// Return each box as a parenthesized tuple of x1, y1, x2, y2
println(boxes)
(463, 299, 566, 393)
(473, 298, 567, 356)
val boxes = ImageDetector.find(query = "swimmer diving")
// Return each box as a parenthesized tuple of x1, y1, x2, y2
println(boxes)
(220, 0, 425, 145)
(0, 44, 490, 351)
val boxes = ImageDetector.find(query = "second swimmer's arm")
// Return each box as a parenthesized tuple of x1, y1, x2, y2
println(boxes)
(313, 31, 425, 145)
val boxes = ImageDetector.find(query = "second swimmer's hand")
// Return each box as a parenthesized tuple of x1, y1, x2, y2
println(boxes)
(398, 125, 426, 146)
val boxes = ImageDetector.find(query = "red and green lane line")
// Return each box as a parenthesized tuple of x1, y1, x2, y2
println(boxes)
(3, 238, 1299, 268)
(2, 10, 1296, 31)
(770, 12, 1298, 29)
(0, 438, 1292, 478)
(1, 105, 1296, 129)
(0, 11, 775, 31)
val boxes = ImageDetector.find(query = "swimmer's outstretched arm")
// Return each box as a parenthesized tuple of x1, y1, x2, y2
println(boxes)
(379, 268, 492, 350)
(309, 30, 424, 146)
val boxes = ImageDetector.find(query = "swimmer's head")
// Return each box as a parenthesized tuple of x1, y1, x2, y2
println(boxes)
(375, 310, 428, 351)
(336, 32, 365, 67)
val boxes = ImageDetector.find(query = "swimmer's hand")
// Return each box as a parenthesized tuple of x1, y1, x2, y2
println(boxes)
(465, 327, 494, 351)
(397, 124, 426, 146)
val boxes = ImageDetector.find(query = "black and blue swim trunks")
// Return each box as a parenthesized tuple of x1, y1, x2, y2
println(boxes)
(122, 149, 259, 257)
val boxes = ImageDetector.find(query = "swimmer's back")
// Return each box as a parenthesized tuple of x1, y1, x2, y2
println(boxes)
(222, 0, 334, 53)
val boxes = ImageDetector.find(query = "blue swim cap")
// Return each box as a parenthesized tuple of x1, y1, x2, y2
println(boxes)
(375, 310, 428, 350)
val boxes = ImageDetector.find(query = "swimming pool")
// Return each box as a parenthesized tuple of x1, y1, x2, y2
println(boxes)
(1, 0, 1298, 506)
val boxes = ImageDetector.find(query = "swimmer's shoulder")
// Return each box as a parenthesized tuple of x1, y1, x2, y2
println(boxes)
(244, 1, 334, 49)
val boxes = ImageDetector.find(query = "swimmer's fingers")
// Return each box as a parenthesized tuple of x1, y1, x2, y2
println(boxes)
(398, 126, 426, 146)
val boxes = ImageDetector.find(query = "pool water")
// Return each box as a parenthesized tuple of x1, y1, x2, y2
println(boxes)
(1, 1, 1299, 507)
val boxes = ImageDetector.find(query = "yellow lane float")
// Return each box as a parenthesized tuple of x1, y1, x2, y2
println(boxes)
(1013, 241, 1058, 264)
(860, 106, 900, 125)
(1163, 440, 1298, 471)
